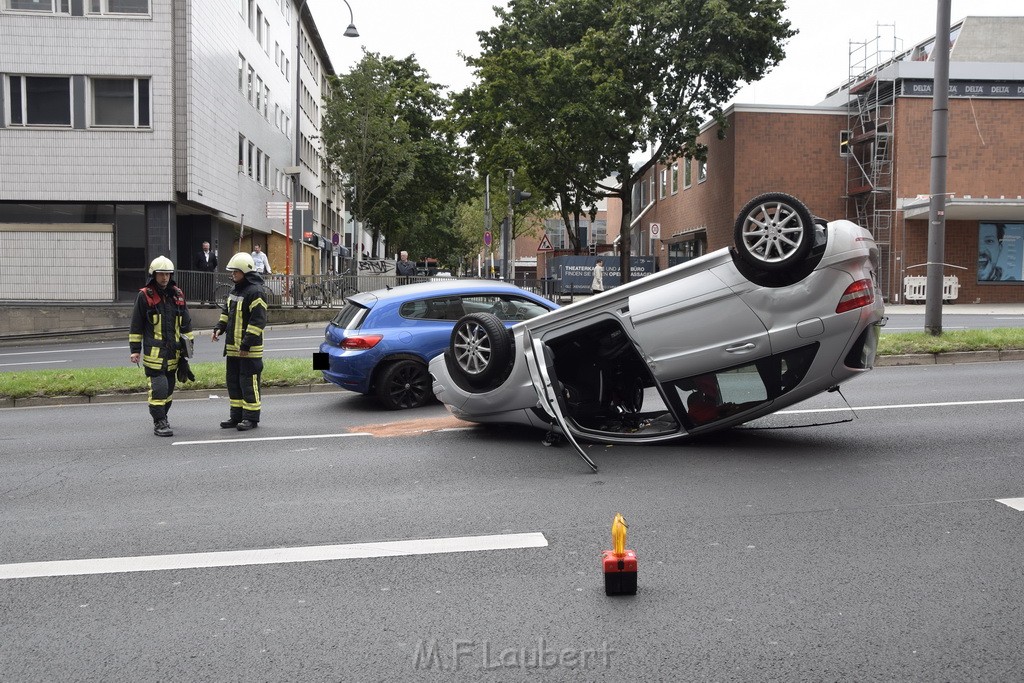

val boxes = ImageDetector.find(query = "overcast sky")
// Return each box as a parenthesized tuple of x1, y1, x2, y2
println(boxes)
(307, 0, 1022, 105)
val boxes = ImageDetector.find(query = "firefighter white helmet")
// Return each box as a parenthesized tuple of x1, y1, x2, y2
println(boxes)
(226, 252, 256, 273)
(148, 256, 174, 274)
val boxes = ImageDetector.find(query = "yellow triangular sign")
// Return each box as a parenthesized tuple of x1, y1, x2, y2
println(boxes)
(537, 234, 553, 252)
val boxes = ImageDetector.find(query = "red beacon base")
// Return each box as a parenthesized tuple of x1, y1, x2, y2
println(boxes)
(602, 549, 637, 595)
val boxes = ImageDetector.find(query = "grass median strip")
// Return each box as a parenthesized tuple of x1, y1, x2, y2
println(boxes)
(1, 329, 1023, 400)
(0, 358, 324, 400)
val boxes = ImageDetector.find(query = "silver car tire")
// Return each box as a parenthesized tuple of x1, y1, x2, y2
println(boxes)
(734, 192, 815, 273)
(448, 313, 513, 390)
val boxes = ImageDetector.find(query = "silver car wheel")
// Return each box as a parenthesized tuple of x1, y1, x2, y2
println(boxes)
(740, 200, 805, 262)
(453, 319, 492, 376)
(734, 192, 815, 273)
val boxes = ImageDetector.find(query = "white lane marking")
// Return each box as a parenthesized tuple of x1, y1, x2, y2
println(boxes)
(997, 498, 1024, 511)
(174, 432, 372, 445)
(0, 348, 114, 357)
(781, 398, 1024, 414)
(0, 532, 549, 580)
(0, 360, 68, 367)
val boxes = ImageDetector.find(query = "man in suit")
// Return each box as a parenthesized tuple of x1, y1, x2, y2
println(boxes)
(195, 241, 218, 303)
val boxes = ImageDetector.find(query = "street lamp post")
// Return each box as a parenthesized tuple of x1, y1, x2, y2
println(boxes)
(292, 0, 358, 285)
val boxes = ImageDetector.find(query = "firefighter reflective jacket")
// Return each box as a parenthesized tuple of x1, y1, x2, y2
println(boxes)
(214, 272, 267, 358)
(129, 279, 194, 371)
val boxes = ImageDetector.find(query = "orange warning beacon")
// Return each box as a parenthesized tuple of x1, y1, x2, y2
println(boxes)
(602, 513, 637, 595)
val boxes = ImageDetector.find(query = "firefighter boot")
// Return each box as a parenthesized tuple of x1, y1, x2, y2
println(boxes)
(220, 409, 242, 429)
(154, 419, 173, 437)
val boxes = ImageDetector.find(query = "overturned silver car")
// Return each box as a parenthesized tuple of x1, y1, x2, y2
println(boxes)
(429, 193, 886, 470)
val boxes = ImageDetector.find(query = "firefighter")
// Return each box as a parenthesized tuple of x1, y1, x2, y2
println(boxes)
(212, 252, 267, 431)
(129, 256, 194, 437)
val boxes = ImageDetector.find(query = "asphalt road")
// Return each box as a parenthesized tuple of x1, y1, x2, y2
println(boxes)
(0, 325, 327, 371)
(1, 361, 1023, 680)
(3, 308, 1024, 372)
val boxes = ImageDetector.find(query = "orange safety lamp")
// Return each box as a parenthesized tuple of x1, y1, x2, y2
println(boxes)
(602, 513, 637, 595)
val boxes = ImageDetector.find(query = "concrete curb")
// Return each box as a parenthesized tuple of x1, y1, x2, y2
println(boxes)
(2, 382, 338, 409)
(874, 349, 1021, 366)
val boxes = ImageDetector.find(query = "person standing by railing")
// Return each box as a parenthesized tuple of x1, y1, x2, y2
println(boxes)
(251, 244, 272, 275)
(194, 241, 218, 303)
(396, 250, 416, 284)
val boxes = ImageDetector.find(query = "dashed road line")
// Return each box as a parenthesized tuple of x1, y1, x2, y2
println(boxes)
(997, 497, 1024, 512)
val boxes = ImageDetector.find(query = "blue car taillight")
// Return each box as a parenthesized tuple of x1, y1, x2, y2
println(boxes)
(341, 334, 383, 350)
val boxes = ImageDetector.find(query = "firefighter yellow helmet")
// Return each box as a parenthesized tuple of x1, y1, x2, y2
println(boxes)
(148, 256, 174, 274)
(226, 252, 256, 273)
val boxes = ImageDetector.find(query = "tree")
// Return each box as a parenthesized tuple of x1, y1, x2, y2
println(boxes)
(461, 0, 794, 281)
(322, 52, 472, 259)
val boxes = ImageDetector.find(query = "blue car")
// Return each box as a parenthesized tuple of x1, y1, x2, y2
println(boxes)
(317, 279, 557, 409)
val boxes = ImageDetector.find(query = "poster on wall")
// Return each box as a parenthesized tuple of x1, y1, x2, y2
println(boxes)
(977, 223, 1023, 282)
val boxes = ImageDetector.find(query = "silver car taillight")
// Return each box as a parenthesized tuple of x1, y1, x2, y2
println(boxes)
(836, 279, 875, 314)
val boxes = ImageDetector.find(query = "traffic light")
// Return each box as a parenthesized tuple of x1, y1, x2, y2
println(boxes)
(510, 188, 531, 206)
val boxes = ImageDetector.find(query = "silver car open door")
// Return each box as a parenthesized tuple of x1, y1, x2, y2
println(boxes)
(522, 327, 598, 472)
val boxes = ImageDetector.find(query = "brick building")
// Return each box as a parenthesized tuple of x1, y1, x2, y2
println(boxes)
(602, 16, 1024, 304)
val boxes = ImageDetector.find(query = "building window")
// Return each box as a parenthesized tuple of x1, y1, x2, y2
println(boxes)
(247, 141, 255, 177)
(255, 76, 263, 111)
(671, 162, 679, 194)
(697, 158, 707, 184)
(6, 0, 71, 12)
(683, 158, 692, 189)
(262, 84, 269, 118)
(88, 0, 149, 14)
(839, 130, 852, 157)
(238, 54, 245, 92)
(238, 134, 246, 171)
(7, 76, 71, 127)
(247, 66, 255, 104)
(91, 77, 150, 128)
(659, 168, 668, 199)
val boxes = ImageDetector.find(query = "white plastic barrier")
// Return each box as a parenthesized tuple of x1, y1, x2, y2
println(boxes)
(903, 275, 959, 302)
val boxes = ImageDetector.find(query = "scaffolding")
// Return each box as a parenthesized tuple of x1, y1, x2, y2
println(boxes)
(845, 24, 902, 301)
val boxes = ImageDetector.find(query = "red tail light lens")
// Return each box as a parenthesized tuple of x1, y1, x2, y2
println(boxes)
(341, 334, 383, 350)
(836, 279, 875, 314)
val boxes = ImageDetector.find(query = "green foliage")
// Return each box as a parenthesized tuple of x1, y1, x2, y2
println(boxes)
(321, 52, 472, 261)
(456, 0, 794, 275)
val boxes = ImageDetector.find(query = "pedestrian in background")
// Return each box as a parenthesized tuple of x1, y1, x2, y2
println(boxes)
(129, 256, 194, 437)
(212, 252, 267, 431)
(251, 244, 272, 274)
(194, 241, 218, 303)
(591, 258, 605, 295)
(396, 250, 416, 283)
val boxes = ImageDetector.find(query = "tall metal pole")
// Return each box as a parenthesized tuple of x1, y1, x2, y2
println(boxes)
(502, 169, 514, 281)
(484, 174, 492, 277)
(925, 0, 951, 335)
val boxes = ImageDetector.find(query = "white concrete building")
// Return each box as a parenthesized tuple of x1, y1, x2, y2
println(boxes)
(0, 0, 346, 302)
